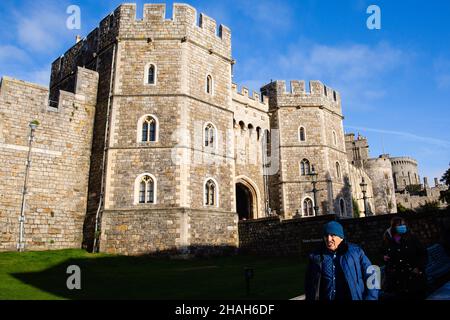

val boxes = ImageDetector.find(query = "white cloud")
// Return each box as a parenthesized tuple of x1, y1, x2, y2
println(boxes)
(235, 40, 408, 111)
(14, 2, 72, 53)
(345, 125, 450, 149)
(0, 45, 29, 64)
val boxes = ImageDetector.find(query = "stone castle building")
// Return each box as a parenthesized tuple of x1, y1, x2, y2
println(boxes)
(345, 134, 447, 213)
(1, 3, 439, 255)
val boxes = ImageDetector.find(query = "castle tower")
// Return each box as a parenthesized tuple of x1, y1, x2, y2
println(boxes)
(50, 3, 237, 255)
(390, 156, 420, 192)
(261, 80, 352, 218)
(345, 133, 370, 169)
(365, 155, 397, 214)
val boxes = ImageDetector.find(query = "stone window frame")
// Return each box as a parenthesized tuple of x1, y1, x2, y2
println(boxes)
(339, 198, 346, 217)
(134, 173, 158, 205)
(144, 63, 157, 86)
(300, 158, 311, 176)
(203, 177, 219, 208)
(332, 130, 337, 146)
(137, 114, 160, 143)
(205, 74, 214, 96)
(302, 196, 315, 217)
(203, 122, 218, 153)
(298, 126, 306, 142)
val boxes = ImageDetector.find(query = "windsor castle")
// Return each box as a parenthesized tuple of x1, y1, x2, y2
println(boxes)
(0, 3, 446, 255)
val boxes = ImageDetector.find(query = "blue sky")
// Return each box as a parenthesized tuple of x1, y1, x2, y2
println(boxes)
(1, 0, 449, 181)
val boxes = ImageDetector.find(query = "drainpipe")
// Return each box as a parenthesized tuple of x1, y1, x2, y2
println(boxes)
(18, 121, 38, 252)
(93, 39, 118, 253)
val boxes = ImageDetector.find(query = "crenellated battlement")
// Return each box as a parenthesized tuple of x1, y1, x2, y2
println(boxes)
(115, 4, 231, 55)
(50, 3, 231, 92)
(261, 80, 342, 114)
(232, 83, 269, 112)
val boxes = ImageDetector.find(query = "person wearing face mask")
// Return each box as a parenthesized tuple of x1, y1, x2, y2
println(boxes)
(381, 217, 428, 300)
(305, 221, 379, 301)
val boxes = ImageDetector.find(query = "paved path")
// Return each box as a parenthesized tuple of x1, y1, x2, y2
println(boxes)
(427, 281, 450, 300)
(291, 281, 450, 300)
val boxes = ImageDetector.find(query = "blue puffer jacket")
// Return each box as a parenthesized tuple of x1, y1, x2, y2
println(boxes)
(305, 242, 379, 300)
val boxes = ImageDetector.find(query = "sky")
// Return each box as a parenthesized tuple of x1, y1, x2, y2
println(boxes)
(1, 0, 449, 181)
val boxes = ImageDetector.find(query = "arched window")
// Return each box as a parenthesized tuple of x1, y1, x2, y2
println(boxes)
(144, 63, 157, 85)
(204, 179, 218, 206)
(148, 64, 156, 84)
(339, 198, 346, 216)
(336, 162, 341, 179)
(303, 198, 314, 217)
(333, 131, 337, 146)
(301, 159, 311, 176)
(299, 127, 306, 142)
(138, 175, 155, 204)
(265, 129, 271, 156)
(248, 124, 254, 135)
(142, 115, 157, 142)
(256, 127, 261, 140)
(204, 123, 216, 148)
(206, 75, 213, 95)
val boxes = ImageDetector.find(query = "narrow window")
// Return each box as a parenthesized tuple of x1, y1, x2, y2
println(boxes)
(336, 162, 341, 179)
(139, 175, 155, 204)
(265, 130, 271, 157)
(301, 159, 311, 176)
(139, 180, 146, 204)
(142, 116, 157, 142)
(148, 64, 156, 85)
(206, 75, 213, 94)
(205, 179, 217, 206)
(299, 127, 306, 142)
(303, 198, 314, 217)
(204, 123, 215, 148)
(333, 131, 337, 146)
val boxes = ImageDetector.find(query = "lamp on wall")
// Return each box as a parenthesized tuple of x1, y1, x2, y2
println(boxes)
(360, 177, 369, 216)
(309, 165, 320, 215)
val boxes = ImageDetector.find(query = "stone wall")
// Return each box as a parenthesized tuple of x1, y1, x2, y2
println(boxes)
(0, 67, 98, 251)
(348, 163, 375, 217)
(239, 209, 450, 260)
(100, 208, 238, 255)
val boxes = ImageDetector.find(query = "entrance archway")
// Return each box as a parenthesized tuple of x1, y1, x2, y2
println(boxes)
(236, 183, 253, 220)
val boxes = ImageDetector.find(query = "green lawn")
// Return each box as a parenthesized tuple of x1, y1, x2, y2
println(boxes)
(0, 249, 306, 300)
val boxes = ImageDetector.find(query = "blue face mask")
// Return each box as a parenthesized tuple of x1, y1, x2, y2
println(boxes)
(395, 225, 407, 234)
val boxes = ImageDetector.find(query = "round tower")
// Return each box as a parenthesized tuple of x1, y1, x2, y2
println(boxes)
(390, 157, 420, 191)
(365, 155, 397, 214)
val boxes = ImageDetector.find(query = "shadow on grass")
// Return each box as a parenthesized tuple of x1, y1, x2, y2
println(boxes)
(11, 246, 306, 300)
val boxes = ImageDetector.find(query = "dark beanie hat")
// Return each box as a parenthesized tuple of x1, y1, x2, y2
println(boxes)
(323, 221, 345, 239)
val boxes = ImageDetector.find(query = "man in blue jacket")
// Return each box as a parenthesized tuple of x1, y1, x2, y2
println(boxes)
(305, 221, 379, 300)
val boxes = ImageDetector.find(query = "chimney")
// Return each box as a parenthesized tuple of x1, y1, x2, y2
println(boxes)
(434, 178, 439, 187)
(76, 35, 82, 43)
